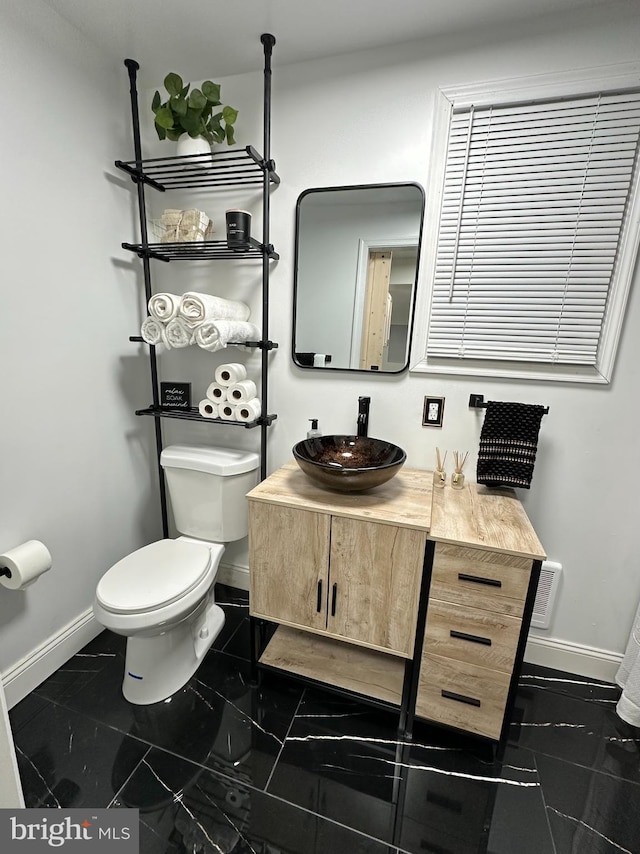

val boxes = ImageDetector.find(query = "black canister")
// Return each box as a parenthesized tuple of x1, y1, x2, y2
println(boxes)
(226, 209, 252, 249)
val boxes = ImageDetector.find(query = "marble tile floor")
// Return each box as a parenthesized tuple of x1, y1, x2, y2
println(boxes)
(9, 585, 640, 854)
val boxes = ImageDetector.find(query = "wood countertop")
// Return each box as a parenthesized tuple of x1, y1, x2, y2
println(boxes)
(247, 461, 433, 531)
(429, 480, 546, 560)
(248, 462, 545, 559)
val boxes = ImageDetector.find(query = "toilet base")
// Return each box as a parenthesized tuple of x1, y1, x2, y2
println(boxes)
(121, 598, 225, 705)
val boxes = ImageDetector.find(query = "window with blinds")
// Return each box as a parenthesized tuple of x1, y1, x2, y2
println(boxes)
(426, 89, 640, 370)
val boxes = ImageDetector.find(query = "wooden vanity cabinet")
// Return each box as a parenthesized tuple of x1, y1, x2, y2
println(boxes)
(249, 500, 426, 657)
(248, 464, 545, 743)
(416, 543, 533, 739)
(415, 485, 545, 740)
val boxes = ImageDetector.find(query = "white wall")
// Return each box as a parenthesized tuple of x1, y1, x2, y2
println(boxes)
(0, 3, 161, 703)
(173, 4, 639, 677)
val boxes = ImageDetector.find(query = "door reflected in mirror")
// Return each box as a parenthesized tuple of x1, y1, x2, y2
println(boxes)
(293, 183, 425, 373)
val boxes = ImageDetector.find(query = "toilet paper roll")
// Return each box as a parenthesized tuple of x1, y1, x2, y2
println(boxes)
(198, 399, 219, 419)
(215, 363, 247, 386)
(227, 379, 257, 404)
(218, 402, 237, 421)
(0, 540, 52, 590)
(205, 382, 227, 402)
(235, 398, 262, 423)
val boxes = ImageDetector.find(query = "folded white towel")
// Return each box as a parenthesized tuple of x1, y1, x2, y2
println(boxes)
(235, 398, 261, 423)
(141, 317, 169, 347)
(215, 363, 247, 386)
(148, 293, 180, 322)
(227, 379, 258, 404)
(195, 320, 261, 352)
(179, 292, 250, 325)
(165, 317, 195, 348)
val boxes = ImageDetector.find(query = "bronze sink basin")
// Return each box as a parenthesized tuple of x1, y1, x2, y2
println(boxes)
(292, 435, 406, 492)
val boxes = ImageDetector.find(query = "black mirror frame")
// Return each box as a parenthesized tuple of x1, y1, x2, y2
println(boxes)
(291, 181, 425, 374)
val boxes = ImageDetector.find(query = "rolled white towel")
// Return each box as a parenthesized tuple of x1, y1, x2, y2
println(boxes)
(218, 402, 237, 421)
(205, 382, 227, 403)
(227, 379, 258, 404)
(141, 316, 169, 347)
(215, 363, 247, 386)
(165, 317, 195, 348)
(148, 293, 180, 322)
(179, 292, 250, 324)
(235, 398, 261, 423)
(198, 399, 219, 419)
(195, 320, 261, 352)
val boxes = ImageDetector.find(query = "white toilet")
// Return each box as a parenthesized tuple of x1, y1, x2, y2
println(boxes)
(93, 444, 259, 705)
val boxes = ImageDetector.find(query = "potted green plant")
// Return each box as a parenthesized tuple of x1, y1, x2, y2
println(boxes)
(152, 72, 238, 155)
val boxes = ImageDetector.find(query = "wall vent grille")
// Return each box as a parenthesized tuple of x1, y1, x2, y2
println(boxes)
(530, 561, 562, 630)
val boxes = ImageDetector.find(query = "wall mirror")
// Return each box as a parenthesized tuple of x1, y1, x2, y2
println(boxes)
(292, 183, 425, 373)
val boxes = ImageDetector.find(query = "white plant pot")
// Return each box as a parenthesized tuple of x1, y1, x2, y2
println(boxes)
(176, 135, 212, 166)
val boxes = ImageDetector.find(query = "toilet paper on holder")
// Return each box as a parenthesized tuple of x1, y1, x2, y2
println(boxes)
(0, 540, 52, 590)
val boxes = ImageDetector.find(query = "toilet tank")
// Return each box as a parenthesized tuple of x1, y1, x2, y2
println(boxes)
(160, 444, 259, 542)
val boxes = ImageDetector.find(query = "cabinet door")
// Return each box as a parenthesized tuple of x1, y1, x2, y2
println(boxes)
(327, 518, 425, 657)
(249, 502, 330, 631)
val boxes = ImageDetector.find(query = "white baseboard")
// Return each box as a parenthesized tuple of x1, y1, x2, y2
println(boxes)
(1, 609, 103, 710)
(217, 561, 249, 592)
(525, 633, 622, 682)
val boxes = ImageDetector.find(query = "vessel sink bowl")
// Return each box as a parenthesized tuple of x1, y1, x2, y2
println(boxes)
(292, 435, 407, 492)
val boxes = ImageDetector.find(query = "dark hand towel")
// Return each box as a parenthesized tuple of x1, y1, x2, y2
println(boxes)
(476, 401, 546, 489)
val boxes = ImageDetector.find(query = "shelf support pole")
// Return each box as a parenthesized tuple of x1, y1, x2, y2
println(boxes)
(260, 34, 276, 483)
(125, 58, 169, 537)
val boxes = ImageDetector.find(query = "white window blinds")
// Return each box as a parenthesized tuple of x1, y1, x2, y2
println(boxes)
(427, 90, 640, 365)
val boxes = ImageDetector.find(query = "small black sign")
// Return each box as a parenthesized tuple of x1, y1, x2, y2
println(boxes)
(160, 382, 191, 409)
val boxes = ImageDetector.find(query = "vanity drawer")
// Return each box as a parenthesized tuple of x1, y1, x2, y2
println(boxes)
(415, 653, 510, 740)
(430, 543, 532, 617)
(423, 599, 522, 673)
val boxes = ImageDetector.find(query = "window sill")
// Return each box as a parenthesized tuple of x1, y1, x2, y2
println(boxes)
(409, 356, 610, 385)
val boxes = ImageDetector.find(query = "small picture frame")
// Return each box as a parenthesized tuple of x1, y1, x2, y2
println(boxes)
(422, 396, 445, 428)
(160, 382, 192, 410)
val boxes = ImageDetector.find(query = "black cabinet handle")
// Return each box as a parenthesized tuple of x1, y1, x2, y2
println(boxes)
(441, 689, 481, 708)
(458, 572, 502, 588)
(331, 583, 337, 617)
(450, 629, 492, 646)
(316, 580, 323, 613)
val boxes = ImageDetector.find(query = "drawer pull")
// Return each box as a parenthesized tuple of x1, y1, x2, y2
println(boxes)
(331, 583, 337, 616)
(316, 580, 323, 613)
(450, 629, 492, 646)
(458, 572, 502, 588)
(441, 689, 481, 708)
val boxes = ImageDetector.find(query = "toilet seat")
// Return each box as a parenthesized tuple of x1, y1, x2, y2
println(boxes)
(94, 539, 225, 635)
(96, 539, 213, 614)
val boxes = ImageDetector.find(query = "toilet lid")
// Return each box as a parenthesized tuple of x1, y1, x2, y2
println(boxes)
(96, 539, 212, 613)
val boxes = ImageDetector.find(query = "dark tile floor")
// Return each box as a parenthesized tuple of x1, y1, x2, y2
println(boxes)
(9, 585, 640, 854)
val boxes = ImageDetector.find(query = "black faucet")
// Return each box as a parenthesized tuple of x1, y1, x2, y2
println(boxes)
(357, 396, 370, 438)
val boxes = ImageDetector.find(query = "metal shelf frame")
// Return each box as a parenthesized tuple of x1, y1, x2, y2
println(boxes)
(122, 34, 277, 536)
(122, 235, 279, 262)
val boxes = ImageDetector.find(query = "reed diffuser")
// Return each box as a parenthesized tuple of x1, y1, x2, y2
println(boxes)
(451, 450, 469, 490)
(434, 447, 447, 488)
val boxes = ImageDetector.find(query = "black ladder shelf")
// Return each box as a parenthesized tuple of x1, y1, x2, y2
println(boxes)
(120, 34, 278, 536)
